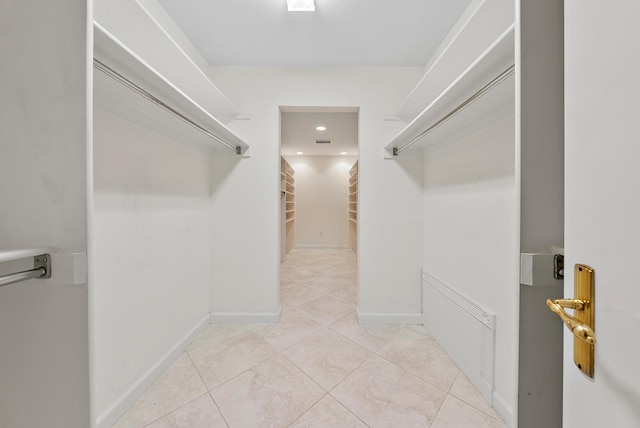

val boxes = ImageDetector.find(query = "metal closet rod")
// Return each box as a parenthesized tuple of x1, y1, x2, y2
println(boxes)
(93, 59, 242, 155)
(393, 64, 515, 156)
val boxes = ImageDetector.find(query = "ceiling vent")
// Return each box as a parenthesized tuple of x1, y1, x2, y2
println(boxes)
(315, 140, 332, 144)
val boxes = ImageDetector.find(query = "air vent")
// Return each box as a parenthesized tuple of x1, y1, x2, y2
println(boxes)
(315, 140, 332, 144)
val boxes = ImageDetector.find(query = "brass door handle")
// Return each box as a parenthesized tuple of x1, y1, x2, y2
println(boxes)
(546, 298, 596, 345)
(546, 264, 595, 377)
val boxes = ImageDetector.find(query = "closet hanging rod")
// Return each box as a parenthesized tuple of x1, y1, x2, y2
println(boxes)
(93, 59, 242, 155)
(0, 254, 51, 288)
(393, 64, 515, 156)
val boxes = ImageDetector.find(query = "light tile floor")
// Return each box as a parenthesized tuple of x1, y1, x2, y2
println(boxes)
(115, 249, 506, 428)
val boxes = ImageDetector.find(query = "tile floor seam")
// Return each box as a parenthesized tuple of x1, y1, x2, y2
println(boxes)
(206, 390, 231, 428)
(302, 286, 349, 303)
(323, 393, 373, 428)
(454, 395, 505, 424)
(327, 313, 392, 353)
(447, 371, 504, 421)
(134, 354, 207, 428)
(187, 345, 278, 394)
(279, 348, 334, 394)
(284, 392, 329, 428)
(429, 392, 452, 428)
(326, 350, 377, 396)
(328, 314, 406, 354)
(184, 351, 231, 427)
(278, 324, 374, 392)
(372, 350, 458, 396)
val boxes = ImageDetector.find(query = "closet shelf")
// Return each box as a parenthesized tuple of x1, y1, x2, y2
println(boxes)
(0, 246, 51, 264)
(385, 25, 515, 157)
(93, 23, 249, 156)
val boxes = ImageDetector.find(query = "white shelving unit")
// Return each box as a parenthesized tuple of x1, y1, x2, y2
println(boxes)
(93, 23, 249, 156)
(281, 157, 296, 256)
(385, 25, 514, 157)
(348, 161, 358, 252)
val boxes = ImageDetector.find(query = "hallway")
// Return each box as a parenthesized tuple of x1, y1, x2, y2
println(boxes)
(114, 250, 505, 427)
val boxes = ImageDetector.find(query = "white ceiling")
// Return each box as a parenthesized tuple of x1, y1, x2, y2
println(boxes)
(280, 111, 358, 157)
(156, 0, 471, 155)
(157, 0, 472, 66)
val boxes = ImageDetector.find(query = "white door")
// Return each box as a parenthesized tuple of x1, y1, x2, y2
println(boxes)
(564, 1, 640, 426)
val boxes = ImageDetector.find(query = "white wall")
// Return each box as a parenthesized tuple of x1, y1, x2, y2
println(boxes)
(207, 67, 424, 323)
(91, 109, 212, 425)
(288, 156, 357, 248)
(0, 1, 90, 427)
(423, 117, 518, 421)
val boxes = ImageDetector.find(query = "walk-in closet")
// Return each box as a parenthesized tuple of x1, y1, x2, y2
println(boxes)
(5, 1, 636, 427)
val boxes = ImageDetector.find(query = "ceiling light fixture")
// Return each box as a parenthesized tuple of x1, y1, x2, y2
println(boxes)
(316, 125, 326, 131)
(340, 152, 347, 155)
(297, 151, 304, 155)
(287, 0, 315, 12)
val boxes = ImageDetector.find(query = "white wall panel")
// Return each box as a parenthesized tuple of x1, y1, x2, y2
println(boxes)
(92, 109, 212, 424)
(289, 156, 356, 248)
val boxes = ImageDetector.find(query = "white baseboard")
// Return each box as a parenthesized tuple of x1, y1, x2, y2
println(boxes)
(492, 391, 515, 427)
(210, 308, 281, 324)
(95, 314, 210, 428)
(356, 308, 422, 325)
(294, 245, 349, 250)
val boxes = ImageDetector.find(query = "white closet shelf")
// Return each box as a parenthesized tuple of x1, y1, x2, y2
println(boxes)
(385, 25, 515, 157)
(93, 23, 249, 156)
(0, 246, 51, 264)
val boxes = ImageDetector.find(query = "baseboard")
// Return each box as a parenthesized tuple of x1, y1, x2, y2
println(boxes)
(210, 307, 281, 324)
(492, 391, 515, 427)
(294, 244, 349, 250)
(95, 314, 210, 428)
(356, 308, 422, 325)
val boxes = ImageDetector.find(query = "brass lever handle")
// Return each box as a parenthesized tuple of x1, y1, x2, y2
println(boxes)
(546, 298, 596, 345)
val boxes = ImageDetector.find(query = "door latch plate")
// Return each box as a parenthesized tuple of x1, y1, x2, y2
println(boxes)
(574, 264, 595, 377)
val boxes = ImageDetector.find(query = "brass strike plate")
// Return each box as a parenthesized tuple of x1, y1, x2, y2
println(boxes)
(574, 264, 595, 377)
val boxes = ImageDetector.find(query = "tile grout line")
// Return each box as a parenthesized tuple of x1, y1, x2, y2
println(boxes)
(447, 373, 506, 424)
(207, 390, 231, 428)
(283, 392, 330, 428)
(372, 349, 459, 397)
(326, 352, 379, 428)
(137, 354, 210, 428)
(185, 351, 231, 428)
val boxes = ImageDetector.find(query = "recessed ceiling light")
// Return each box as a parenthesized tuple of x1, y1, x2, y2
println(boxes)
(340, 152, 347, 155)
(316, 125, 326, 131)
(297, 151, 303, 155)
(287, 0, 315, 12)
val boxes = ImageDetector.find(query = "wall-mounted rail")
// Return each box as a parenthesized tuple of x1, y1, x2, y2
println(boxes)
(0, 254, 51, 288)
(393, 65, 514, 155)
(385, 25, 515, 157)
(94, 59, 241, 155)
(94, 23, 249, 156)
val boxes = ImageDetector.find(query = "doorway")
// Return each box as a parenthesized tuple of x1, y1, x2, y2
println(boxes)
(278, 107, 359, 305)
